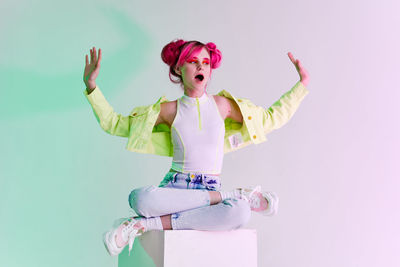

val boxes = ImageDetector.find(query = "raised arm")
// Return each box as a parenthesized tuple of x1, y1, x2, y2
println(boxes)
(83, 47, 132, 137)
(262, 81, 309, 134)
(225, 52, 309, 123)
(83, 46, 102, 92)
(84, 85, 132, 137)
(288, 52, 309, 87)
(219, 80, 309, 135)
(262, 52, 310, 133)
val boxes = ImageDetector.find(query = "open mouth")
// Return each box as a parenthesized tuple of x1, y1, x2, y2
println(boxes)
(195, 74, 204, 81)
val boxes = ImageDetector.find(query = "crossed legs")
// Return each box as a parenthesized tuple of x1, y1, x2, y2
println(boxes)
(160, 191, 222, 229)
(128, 185, 250, 231)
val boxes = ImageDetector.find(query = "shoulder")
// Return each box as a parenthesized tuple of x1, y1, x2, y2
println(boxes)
(213, 95, 231, 107)
(161, 99, 177, 107)
(161, 99, 177, 119)
(212, 95, 232, 120)
(213, 94, 243, 123)
(160, 100, 177, 114)
(213, 94, 239, 110)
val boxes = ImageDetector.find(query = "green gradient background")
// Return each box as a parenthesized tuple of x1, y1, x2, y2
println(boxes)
(2, 0, 400, 267)
(1, 1, 162, 266)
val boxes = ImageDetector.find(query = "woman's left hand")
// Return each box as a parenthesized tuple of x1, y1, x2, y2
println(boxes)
(288, 52, 309, 87)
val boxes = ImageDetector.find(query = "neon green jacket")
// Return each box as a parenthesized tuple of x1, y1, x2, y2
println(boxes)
(83, 81, 309, 156)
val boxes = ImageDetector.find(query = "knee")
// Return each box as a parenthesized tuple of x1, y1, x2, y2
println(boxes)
(224, 198, 251, 228)
(128, 185, 157, 217)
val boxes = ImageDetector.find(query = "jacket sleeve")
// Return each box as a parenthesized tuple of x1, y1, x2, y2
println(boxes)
(83, 86, 132, 137)
(262, 81, 309, 134)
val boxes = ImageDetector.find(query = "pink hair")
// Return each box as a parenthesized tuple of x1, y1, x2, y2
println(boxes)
(161, 39, 222, 84)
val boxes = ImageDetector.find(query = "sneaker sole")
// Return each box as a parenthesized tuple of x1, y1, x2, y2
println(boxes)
(103, 230, 121, 256)
(262, 192, 279, 216)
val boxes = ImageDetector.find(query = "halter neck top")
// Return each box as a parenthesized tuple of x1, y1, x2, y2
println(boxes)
(170, 92, 225, 174)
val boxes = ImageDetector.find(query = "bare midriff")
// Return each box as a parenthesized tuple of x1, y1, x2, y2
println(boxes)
(168, 168, 220, 176)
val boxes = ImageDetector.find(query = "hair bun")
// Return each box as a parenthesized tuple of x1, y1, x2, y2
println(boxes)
(206, 42, 222, 69)
(206, 42, 217, 51)
(161, 39, 186, 66)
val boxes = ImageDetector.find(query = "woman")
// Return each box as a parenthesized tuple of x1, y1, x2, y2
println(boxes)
(83, 39, 310, 257)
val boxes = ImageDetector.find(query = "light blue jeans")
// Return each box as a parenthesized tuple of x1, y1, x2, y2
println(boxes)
(128, 171, 251, 231)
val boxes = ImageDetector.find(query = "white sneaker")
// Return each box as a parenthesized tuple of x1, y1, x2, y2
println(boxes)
(238, 186, 279, 216)
(103, 217, 146, 256)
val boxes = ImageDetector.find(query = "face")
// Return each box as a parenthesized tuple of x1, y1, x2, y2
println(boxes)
(175, 47, 211, 93)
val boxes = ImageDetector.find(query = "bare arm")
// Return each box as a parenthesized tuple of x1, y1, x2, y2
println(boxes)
(214, 95, 243, 123)
(155, 101, 177, 127)
(227, 98, 243, 123)
(155, 103, 165, 126)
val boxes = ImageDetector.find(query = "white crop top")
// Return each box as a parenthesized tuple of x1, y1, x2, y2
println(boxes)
(170, 92, 225, 174)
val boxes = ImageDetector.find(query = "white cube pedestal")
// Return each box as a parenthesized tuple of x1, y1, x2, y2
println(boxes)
(118, 229, 257, 267)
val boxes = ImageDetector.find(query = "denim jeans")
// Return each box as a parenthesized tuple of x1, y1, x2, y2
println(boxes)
(128, 171, 251, 231)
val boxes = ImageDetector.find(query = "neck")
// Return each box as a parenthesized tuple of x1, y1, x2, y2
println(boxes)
(184, 85, 207, 98)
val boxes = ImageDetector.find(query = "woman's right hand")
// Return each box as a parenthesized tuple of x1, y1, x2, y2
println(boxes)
(83, 47, 102, 89)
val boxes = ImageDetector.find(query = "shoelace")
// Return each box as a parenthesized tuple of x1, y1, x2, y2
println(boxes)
(240, 186, 270, 211)
(122, 218, 145, 255)
(247, 186, 261, 208)
(249, 195, 261, 209)
(238, 188, 251, 202)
